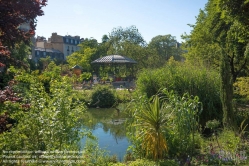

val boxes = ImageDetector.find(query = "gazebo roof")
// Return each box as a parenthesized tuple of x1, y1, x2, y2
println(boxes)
(91, 55, 137, 64)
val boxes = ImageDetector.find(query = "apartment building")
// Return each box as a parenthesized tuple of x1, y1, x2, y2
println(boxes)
(34, 47, 64, 61)
(34, 33, 84, 61)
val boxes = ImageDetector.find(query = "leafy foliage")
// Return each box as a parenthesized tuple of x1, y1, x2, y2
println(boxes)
(136, 59, 221, 125)
(0, 72, 86, 154)
(0, 0, 47, 47)
(161, 89, 202, 157)
(81, 138, 119, 165)
(234, 77, 249, 100)
(133, 95, 168, 160)
(67, 47, 96, 72)
(90, 85, 116, 108)
(192, 128, 248, 166)
(182, 0, 249, 128)
(148, 35, 183, 66)
(108, 26, 146, 48)
(219, 0, 249, 26)
(126, 89, 202, 160)
(206, 119, 220, 130)
(10, 41, 31, 62)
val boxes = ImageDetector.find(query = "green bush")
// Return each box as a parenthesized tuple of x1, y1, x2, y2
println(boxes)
(136, 60, 222, 125)
(0, 75, 86, 158)
(0, 72, 14, 89)
(90, 85, 116, 108)
(126, 90, 203, 160)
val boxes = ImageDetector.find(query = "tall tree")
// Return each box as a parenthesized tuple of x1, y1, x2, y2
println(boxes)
(148, 35, 182, 67)
(0, 0, 47, 68)
(218, 0, 249, 26)
(67, 47, 96, 72)
(108, 26, 146, 54)
(105, 26, 153, 72)
(0, 0, 47, 47)
(78, 37, 109, 63)
(101, 34, 109, 43)
(183, 0, 249, 128)
(10, 42, 31, 61)
(181, 9, 221, 69)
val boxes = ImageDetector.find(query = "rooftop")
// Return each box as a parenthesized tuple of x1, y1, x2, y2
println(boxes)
(35, 47, 62, 53)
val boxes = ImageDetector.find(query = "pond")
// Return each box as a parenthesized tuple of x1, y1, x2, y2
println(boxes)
(80, 107, 130, 161)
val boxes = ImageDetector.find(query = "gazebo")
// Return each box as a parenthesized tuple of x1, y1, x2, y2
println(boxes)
(91, 55, 137, 64)
(91, 55, 137, 84)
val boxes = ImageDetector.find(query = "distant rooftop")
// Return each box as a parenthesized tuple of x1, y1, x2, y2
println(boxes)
(35, 47, 62, 53)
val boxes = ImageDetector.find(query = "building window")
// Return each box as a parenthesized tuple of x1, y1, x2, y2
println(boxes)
(66, 38, 69, 43)
(35, 52, 39, 58)
(43, 52, 46, 56)
(75, 40, 77, 44)
(71, 39, 73, 44)
(67, 46, 70, 55)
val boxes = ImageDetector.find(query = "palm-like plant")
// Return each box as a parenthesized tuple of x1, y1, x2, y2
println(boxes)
(134, 95, 168, 160)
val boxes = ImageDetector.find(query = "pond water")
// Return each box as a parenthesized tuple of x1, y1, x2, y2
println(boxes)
(80, 107, 130, 161)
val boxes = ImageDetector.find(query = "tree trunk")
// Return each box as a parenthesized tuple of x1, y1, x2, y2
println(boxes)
(220, 52, 236, 129)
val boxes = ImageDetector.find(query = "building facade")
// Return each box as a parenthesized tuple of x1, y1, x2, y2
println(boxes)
(34, 47, 64, 62)
(34, 33, 83, 61)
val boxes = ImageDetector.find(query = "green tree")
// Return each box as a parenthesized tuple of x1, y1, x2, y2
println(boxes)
(218, 0, 249, 26)
(101, 34, 109, 43)
(79, 38, 99, 50)
(67, 47, 96, 72)
(183, 0, 249, 129)
(40, 56, 51, 71)
(183, 2, 249, 81)
(115, 41, 149, 70)
(181, 9, 220, 69)
(107, 26, 146, 54)
(105, 26, 156, 72)
(148, 35, 182, 66)
(10, 41, 30, 62)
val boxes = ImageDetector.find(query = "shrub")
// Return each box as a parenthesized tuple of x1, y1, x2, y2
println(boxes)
(234, 77, 249, 100)
(192, 129, 248, 166)
(0, 75, 86, 156)
(126, 90, 202, 160)
(136, 60, 221, 125)
(82, 139, 117, 165)
(90, 85, 116, 108)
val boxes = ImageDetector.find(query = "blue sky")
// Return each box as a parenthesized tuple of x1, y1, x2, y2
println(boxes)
(35, 0, 208, 43)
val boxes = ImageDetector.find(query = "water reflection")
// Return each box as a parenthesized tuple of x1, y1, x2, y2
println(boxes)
(80, 107, 129, 160)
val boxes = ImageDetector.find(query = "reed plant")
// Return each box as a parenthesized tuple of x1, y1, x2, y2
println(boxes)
(136, 59, 221, 125)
